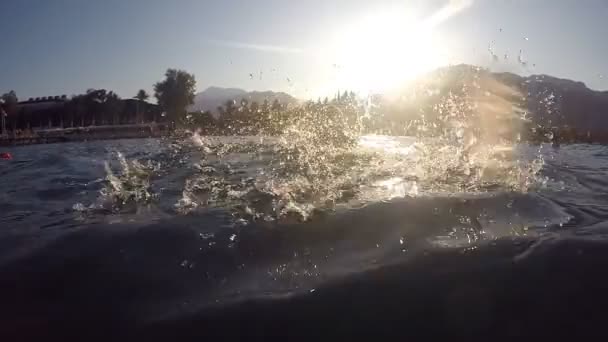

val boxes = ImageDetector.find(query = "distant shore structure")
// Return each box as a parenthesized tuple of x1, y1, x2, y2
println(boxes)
(0, 95, 169, 145)
(11, 96, 164, 130)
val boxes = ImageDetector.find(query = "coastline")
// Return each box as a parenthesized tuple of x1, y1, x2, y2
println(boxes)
(0, 123, 171, 147)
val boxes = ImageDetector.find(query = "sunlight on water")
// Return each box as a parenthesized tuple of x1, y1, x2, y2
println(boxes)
(100, 69, 548, 234)
(168, 135, 543, 226)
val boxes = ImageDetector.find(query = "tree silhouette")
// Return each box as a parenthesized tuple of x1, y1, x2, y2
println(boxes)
(247, 101, 261, 132)
(249, 101, 259, 114)
(154, 69, 196, 127)
(220, 99, 237, 132)
(105, 91, 124, 125)
(224, 99, 236, 113)
(67, 94, 87, 127)
(271, 99, 281, 111)
(134, 89, 150, 124)
(136, 89, 149, 102)
(84, 89, 106, 125)
(261, 99, 269, 112)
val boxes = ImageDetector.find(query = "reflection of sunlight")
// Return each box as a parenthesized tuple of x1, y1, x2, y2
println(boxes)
(368, 177, 419, 200)
(373, 177, 408, 199)
(359, 135, 418, 155)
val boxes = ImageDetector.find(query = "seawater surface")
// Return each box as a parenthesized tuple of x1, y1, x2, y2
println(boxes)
(1, 136, 608, 339)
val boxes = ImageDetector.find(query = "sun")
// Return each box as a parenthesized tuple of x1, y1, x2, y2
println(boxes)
(325, 9, 446, 95)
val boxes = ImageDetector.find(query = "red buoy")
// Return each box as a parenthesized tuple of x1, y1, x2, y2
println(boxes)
(0, 152, 12, 160)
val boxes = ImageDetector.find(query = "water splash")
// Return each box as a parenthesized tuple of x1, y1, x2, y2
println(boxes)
(100, 152, 158, 213)
(175, 84, 543, 225)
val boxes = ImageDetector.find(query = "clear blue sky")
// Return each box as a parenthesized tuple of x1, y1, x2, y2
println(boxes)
(1, 0, 607, 101)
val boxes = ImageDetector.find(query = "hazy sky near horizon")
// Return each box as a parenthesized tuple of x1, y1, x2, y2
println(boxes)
(1, 0, 607, 100)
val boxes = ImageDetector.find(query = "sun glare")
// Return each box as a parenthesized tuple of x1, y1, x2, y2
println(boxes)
(325, 9, 446, 95)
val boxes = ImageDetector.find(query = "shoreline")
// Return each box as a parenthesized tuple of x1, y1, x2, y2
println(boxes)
(0, 126, 603, 147)
(0, 124, 171, 147)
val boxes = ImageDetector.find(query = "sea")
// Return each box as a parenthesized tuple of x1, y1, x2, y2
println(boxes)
(2, 134, 608, 340)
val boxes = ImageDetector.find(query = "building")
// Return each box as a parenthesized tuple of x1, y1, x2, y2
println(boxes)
(5, 96, 164, 132)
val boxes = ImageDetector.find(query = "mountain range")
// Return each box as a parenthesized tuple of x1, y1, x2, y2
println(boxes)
(388, 64, 608, 139)
(499, 71, 608, 138)
(476, 66, 608, 138)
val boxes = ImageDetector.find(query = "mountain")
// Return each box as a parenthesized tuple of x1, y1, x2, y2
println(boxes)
(504, 73, 608, 138)
(413, 65, 608, 140)
(190, 87, 298, 114)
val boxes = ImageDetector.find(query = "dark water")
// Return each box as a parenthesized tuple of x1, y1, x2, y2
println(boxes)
(2, 137, 608, 340)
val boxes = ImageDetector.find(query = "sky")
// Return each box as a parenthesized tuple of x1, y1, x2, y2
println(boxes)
(1, 0, 607, 101)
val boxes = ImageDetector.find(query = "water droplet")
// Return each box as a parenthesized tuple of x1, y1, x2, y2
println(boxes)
(518, 50, 528, 67)
(72, 203, 86, 211)
(199, 232, 214, 240)
(399, 237, 405, 245)
(524, 37, 529, 41)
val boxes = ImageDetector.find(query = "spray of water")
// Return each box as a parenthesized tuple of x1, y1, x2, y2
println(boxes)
(99, 67, 546, 226)
(171, 69, 545, 224)
(100, 152, 158, 213)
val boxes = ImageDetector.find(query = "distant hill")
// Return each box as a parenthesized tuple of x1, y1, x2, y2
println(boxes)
(401, 65, 608, 140)
(500, 73, 608, 138)
(190, 87, 298, 114)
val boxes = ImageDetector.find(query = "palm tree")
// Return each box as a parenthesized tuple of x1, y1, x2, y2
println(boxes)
(134, 89, 149, 124)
